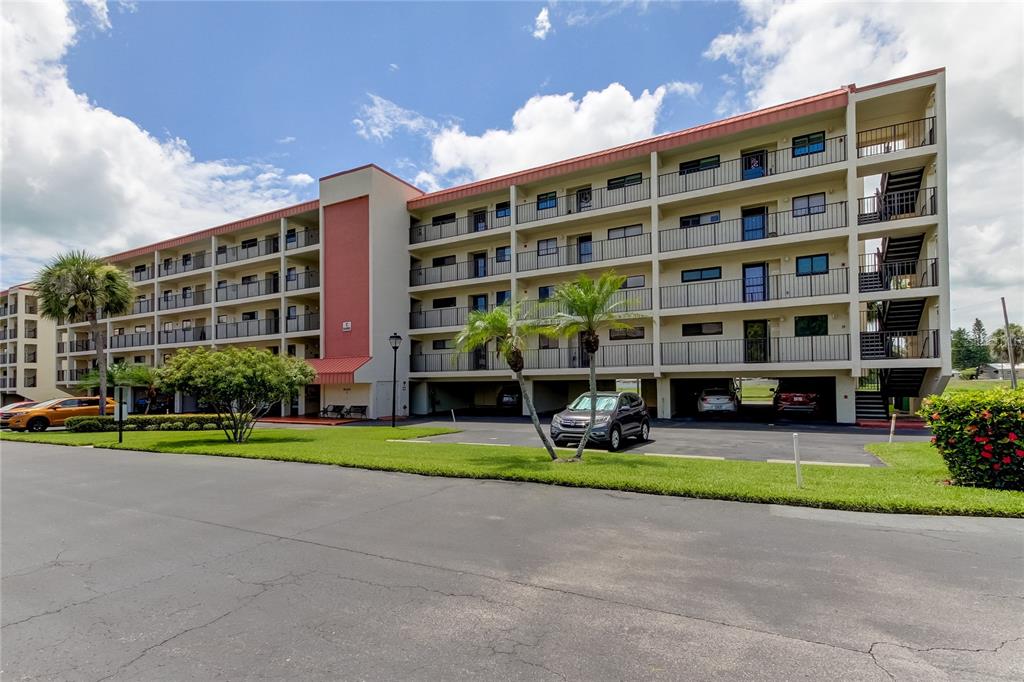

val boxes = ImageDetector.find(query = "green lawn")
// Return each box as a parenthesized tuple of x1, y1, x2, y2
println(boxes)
(943, 378, 1013, 394)
(4, 426, 1022, 517)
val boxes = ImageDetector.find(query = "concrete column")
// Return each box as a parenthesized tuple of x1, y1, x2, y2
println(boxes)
(649, 151, 662, 377)
(835, 373, 857, 424)
(933, 74, 952, 377)
(656, 376, 672, 420)
(411, 380, 430, 416)
(844, 93, 862, 383)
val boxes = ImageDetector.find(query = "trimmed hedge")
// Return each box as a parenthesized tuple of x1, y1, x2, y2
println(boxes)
(922, 388, 1024, 490)
(66, 414, 227, 433)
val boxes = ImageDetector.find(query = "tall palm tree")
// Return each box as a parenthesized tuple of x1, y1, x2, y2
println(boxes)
(35, 251, 134, 415)
(456, 303, 560, 461)
(541, 272, 633, 460)
(80, 363, 162, 414)
(990, 324, 1023, 364)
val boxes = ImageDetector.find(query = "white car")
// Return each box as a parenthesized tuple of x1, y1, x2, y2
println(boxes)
(697, 388, 739, 414)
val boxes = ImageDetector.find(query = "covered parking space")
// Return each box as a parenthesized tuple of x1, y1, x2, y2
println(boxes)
(410, 378, 523, 417)
(529, 377, 658, 417)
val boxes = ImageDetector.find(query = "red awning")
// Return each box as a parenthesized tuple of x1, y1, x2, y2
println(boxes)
(306, 357, 371, 385)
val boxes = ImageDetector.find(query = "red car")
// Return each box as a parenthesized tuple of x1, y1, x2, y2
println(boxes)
(772, 385, 820, 415)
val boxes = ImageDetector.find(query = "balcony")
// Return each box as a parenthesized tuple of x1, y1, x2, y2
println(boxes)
(858, 256, 939, 292)
(59, 339, 95, 353)
(409, 257, 511, 287)
(23, 328, 37, 339)
(856, 118, 935, 158)
(216, 318, 280, 340)
(860, 330, 940, 360)
(57, 368, 91, 382)
(0, 306, 8, 316)
(132, 266, 155, 282)
(0, 378, 11, 389)
(0, 329, 16, 340)
(23, 376, 36, 388)
(662, 335, 851, 366)
(286, 229, 320, 250)
(285, 270, 320, 292)
(659, 202, 848, 252)
(658, 136, 846, 198)
(159, 326, 211, 344)
(24, 351, 37, 363)
(109, 332, 153, 349)
(410, 306, 481, 330)
(857, 188, 937, 225)
(285, 313, 320, 333)
(410, 210, 511, 245)
(660, 268, 849, 310)
(216, 236, 280, 265)
(0, 353, 14, 364)
(515, 179, 651, 225)
(158, 289, 212, 311)
(521, 343, 653, 370)
(160, 253, 210, 277)
(127, 297, 156, 315)
(519, 288, 653, 320)
(411, 350, 502, 373)
(216, 277, 280, 302)
(516, 233, 651, 273)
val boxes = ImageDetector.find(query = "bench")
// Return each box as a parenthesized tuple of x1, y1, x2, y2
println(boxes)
(345, 405, 368, 419)
(320, 404, 346, 419)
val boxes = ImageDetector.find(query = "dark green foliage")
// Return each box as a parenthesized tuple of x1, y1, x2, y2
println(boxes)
(65, 414, 227, 433)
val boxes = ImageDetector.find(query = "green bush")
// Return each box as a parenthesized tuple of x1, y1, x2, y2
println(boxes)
(65, 414, 227, 433)
(922, 389, 1024, 490)
(958, 367, 978, 380)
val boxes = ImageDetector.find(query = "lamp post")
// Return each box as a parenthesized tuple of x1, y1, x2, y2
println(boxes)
(389, 332, 402, 428)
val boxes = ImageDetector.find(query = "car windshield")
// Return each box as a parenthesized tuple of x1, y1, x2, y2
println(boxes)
(24, 399, 60, 409)
(569, 395, 618, 412)
(1, 402, 36, 411)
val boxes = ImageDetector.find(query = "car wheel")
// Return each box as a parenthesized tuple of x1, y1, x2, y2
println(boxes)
(27, 418, 48, 433)
(638, 421, 650, 442)
(608, 425, 622, 452)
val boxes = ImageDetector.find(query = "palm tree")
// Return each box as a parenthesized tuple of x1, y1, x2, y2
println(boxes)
(990, 323, 1023, 363)
(456, 303, 560, 461)
(80, 363, 162, 414)
(35, 251, 134, 415)
(540, 272, 633, 460)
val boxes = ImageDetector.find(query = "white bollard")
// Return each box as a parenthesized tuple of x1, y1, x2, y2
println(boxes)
(451, 408, 457, 424)
(889, 413, 897, 443)
(793, 433, 803, 489)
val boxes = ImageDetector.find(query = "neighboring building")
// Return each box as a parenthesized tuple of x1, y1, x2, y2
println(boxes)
(51, 68, 951, 423)
(977, 363, 1021, 381)
(0, 284, 66, 403)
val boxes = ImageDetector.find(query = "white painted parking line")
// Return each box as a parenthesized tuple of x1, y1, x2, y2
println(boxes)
(457, 442, 511, 447)
(386, 439, 433, 443)
(643, 452, 726, 461)
(765, 459, 871, 468)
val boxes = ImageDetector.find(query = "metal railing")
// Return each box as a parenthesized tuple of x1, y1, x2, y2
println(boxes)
(518, 289, 653, 320)
(60, 339, 95, 353)
(856, 117, 936, 158)
(521, 343, 653, 369)
(158, 289, 212, 311)
(216, 277, 280, 302)
(857, 187, 937, 224)
(860, 330, 940, 359)
(516, 178, 651, 225)
(216, 318, 280, 339)
(216, 236, 280, 265)
(410, 210, 512, 244)
(57, 369, 91, 382)
(659, 202, 847, 252)
(129, 297, 156, 315)
(658, 136, 846, 197)
(409, 257, 512, 286)
(285, 313, 320, 333)
(286, 229, 320, 250)
(410, 306, 482, 330)
(132, 266, 155, 282)
(23, 376, 36, 388)
(159, 326, 212, 344)
(109, 332, 153, 349)
(660, 268, 849, 309)
(285, 270, 319, 291)
(858, 256, 939, 292)
(411, 350, 503, 372)
(517, 233, 651, 272)
(23, 328, 37, 339)
(0, 329, 14, 340)
(0, 353, 14, 364)
(24, 352, 36, 363)
(160, 253, 209, 276)
(662, 335, 851, 365)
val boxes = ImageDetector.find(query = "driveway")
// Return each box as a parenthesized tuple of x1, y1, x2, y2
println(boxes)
(3, 441, 1021, 680)
(407, 417, 929, 466)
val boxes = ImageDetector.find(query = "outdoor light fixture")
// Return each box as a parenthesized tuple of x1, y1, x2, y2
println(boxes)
(389, 333, 402, 428)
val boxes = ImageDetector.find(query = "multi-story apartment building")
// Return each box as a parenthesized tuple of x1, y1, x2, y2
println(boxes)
(52, 68, 950, 423)
(0, 284, 65, 403)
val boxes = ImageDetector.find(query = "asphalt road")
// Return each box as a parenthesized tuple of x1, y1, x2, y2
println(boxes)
(3, 441, 1022, 680)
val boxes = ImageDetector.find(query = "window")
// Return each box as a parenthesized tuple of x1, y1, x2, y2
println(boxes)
(133, 264, 147, 274)
(431, 213, 456, 226)
(792, 131, 825, 157)
(241, 311, 258, 321)
(538, 285, 555, 300)
(432, 339, 455, 350)
(286, 306, 297, 319)
(163, 258, 172, 269)
(163, 321, 173, 332)
(286, 228, 297, 247)
(682, 322, 724, 336)
(496, 290, 511, 306)
(217, 280, 227, 288)
(181, 319, 192, 329)
(621, 275, 645, 289)
(537, 238, 558, 256)
(287, 344, 297, 357)
(432, 297, 456, 309)
(796, 254, 829, 276)
(181, 286, 192, 298)
(607, 173, 642, 191)
(680, 212, 721, 228)
(795, 315, 828, 337)
(240, 237, 258, 250)
(286, 267, 297, 282)
(472, 210, 488, 231)
(681, 267, 722, 283)
(495, 246, 511, 263)
(539, 336, 559, 349)
(217, 315, 228, 324)
(270, 346, 279, 355)
(610, 326, 645, 340)
(792, 192, 826, 217)
(182, 253, 192, 266)
(431, 255, 456, 267)
(134, 325, 146, 333)
(537, 192, 557, 210)
(241, 274, 257, 285)
(133, 356, 145, 364)
(495, 201, 511, 219)
(679, 155, 720, 175)
(607, 224, 643, 240)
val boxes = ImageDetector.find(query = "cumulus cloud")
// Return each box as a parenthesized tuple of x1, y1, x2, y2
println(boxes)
(532, 7, 551, 39)
(352, 93, 439, 142)
(286, 173, 314, 186)
(0, 1, 314, 287)
(704, 0, 1024, 328)
(665, 81, 702, 98)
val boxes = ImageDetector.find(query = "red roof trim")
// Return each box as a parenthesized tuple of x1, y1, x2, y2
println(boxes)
(320, 163, 424, 194)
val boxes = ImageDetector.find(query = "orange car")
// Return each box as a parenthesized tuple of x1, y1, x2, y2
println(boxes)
(6, 397, 117, 432)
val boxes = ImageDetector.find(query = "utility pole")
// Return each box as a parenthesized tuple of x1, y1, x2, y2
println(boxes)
(1002, 297, 1017, 389)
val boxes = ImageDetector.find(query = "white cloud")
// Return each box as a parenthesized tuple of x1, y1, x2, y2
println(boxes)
(286, 173, 314, 186)
(665, 81, 702, 98)
(0, 1, 314, 287)
(532, 7, 551, 40)
(276, 135, 296, 144)
(352, 93, 439, 142)
(704, 0, 1024, 328)
(388, 63, 399, 72)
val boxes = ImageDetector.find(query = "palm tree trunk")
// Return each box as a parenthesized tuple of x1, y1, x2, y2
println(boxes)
(516, 371, 559, 461)
(92, 320, 108, 416)
(573, 355, 597, 460)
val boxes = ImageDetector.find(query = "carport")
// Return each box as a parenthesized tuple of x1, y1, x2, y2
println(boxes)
(666, 375, 838, 423)
(411, 379, 522, 416)
(530, 378, 658, 416)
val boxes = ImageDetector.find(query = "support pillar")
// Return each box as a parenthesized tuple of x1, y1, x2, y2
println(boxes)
(656, 376, 672, 420)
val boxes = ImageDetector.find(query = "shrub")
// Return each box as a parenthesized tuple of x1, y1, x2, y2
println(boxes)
(65, 414, 227, 433)
(922, 388, 1024, 490)
(958, 367, 978, 380)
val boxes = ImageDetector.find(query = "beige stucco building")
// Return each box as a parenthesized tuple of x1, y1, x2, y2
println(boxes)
(1, 285, 66, 403)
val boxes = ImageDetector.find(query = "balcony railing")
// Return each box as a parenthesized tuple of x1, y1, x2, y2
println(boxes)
(159, 326, 211, 344)
(411, 350, 503, 373)
(132, 266, 155, 282)
(410, 210, 512, 245)
(23, 376, 36, 388)
(109, 332, 153, 349)
(216, 277, 280, 302)
(25, 304, 37, 314)
(0, 306, 9, 316)
(660, 268, 849, 310)
(57, 368, 91, 382)
(857, 187, 937, 224)
(23, 328, 37, 339)
(517, 233, 651, 272)
(285, 313, 320, 333)
(160, 253, 209, 277)
(858, 256, 939, 292)
(410, 306, 482, 330)
(516, 178, 651, 225)
(658, 136, 846, 198)
(860, 330, 940, 359)
(60, 339, 95, 353)
(0, 353, 14, 364)
(216, 318, 280, 340)
(857, 117, 936, 158)
(659, 202, 848, 252)
(24, 352, 37, 363)
(128, 297, 156, 315)
(521, 343, 653, 370)
(286, 229, 320, 250)
(519, 288, 653, 320)
(158, 289, 212, 311)
(216, 236, 280, 265)
(662, 335, 851, 366)
(410, 257, 512, 286)
(285, 270, 319, 291)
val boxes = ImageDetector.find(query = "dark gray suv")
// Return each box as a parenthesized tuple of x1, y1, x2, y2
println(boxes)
(550, 391, 650, 451)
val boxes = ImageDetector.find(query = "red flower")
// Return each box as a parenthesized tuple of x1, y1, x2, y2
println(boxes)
(1002, 456, 1012, 464)
(1016, 449, 1024, 458)
(993, 462, 1002, 470)
(930, 436, 937, 444)
(974, 436, 988, 443)
(931, 412, 940, 421)
(948, 438, 957, 445)
(1009, 433, 1018, 442)
(981, 410, 992, 419)
(966, 425, 978, 433)
(981, 451, 993, 459)
(984, 443, 994, 452)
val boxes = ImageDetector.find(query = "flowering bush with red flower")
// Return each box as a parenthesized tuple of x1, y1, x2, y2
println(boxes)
(921, 388, 1024, 490)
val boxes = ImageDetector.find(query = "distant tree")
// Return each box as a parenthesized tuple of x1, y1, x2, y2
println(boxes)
(990, 324, 1024, 364)
(952, 325, 989, 369)
(81, 364, 163, 414)
(970, 318, 988, 347)
(951, 328, 971, 370)
(158, 348, 316, 442)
